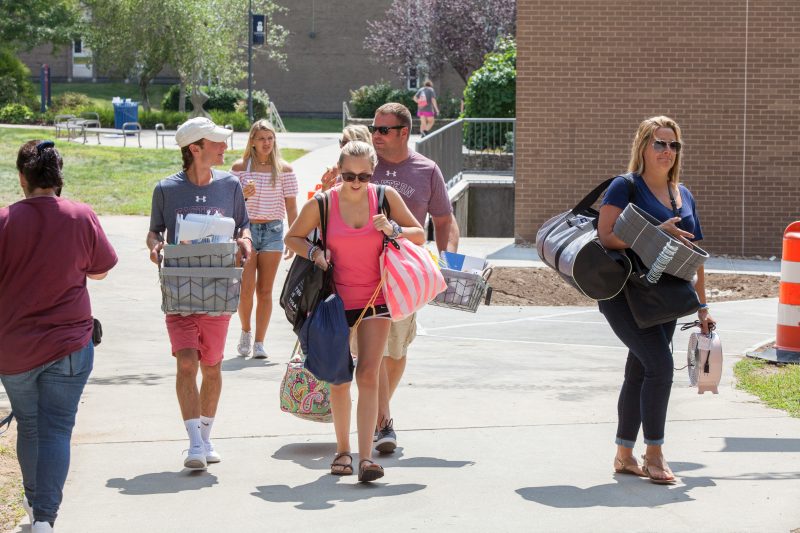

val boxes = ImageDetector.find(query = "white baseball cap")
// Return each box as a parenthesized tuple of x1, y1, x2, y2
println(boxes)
(175, 117, 233, 147)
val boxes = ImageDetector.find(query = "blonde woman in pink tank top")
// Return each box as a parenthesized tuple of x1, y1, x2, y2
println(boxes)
(231, 120, 299, 360)
(285, 141, 424, 483)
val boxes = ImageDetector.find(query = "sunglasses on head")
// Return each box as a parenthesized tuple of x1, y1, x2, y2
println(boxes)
(341, 172, 372, 183)
(652, 139, 682, 154)
(368, 125, 405, 135)
(339, 138, 349, 147)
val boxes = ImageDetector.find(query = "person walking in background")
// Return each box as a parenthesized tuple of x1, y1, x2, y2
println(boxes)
(231, 120, 298, 359)
(414, 80, 439, 137)
(369, 103, 456, 453)
(597, 116, 714, 485)
(0, 140, 118, 532)
(285, 141, 425, 482)
(147, 117, 252, 471)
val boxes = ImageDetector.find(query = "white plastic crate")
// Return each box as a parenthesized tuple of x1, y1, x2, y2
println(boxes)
(159, 243, 243, 315)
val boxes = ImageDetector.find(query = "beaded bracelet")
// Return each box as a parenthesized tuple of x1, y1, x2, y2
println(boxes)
(308, 244, 319, 261)
(389, 220, 402, 240)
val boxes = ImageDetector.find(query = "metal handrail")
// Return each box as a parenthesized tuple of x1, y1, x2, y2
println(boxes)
(342, 101, 352, 129)
(268, 101, 287, 132)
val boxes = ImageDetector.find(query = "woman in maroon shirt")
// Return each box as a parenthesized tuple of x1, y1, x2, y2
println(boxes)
(0, 140, 117, 531)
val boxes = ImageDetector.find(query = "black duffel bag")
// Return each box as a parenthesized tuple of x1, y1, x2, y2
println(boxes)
(279, 193, 333, 335)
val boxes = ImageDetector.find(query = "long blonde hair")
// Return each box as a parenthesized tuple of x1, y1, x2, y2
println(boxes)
(243, 119, 285, 185)
(342, 124, 372, 145)
(627, 115, 683, 184)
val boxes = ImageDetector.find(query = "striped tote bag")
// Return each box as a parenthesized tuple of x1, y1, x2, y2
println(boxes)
(380, 237, 447, 321)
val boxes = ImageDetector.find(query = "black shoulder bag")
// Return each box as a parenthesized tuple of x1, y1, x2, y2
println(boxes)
(279, 193, 334, 335)
(623, 182, 700, 329)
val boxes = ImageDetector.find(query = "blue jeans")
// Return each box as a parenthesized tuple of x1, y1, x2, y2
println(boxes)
(250, 220, 284, 252)
(0, 341, 94, 525)
(598, 294, 675, 447)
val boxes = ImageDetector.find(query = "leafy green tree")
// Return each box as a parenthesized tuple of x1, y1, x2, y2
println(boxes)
(0, 0, 82, 50)
(83, 0, 287, 111)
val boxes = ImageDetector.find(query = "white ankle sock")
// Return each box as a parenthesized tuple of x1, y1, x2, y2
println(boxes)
(184, 418, 203, 450)
(199, 415, 214, 445)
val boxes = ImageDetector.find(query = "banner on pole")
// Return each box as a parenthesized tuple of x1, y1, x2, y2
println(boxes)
(252, 14, 266, 46)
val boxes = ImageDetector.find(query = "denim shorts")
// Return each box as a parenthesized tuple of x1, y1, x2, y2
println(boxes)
(251, 220, 284, 253)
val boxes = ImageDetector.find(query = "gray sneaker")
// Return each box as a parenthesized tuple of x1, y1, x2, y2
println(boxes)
(375, 418, 397, 454)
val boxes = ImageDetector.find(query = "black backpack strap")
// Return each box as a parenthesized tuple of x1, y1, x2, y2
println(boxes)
(0, 412, 12, 436)
(313, 192, 329, 250)
(376, 184, 390, 218)
(622, 172, 636, 203)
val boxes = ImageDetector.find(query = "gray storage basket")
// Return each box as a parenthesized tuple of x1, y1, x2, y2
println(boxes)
(159, 243, 243, 315)
(613, 203, 709, 281)
(429, 267, 493, 313)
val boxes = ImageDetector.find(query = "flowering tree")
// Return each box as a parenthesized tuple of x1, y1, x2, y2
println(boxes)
(365, 0, 516, 83)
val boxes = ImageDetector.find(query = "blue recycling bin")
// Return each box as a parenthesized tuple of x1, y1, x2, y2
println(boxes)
(112, 101, 139, 129)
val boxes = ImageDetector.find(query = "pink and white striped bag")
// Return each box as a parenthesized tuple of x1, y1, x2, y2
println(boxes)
(380, 237, 447, 321)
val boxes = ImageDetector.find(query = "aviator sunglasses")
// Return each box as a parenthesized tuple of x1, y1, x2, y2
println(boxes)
(368, 125, 405, 135)
(341, 172, 372, 183)
(652, 139, 682, 154)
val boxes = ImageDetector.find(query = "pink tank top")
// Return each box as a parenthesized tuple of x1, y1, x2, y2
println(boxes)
(326, 185, 386, 310)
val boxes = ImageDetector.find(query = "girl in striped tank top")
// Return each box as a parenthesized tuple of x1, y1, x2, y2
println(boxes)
(231, 120, 299, 359)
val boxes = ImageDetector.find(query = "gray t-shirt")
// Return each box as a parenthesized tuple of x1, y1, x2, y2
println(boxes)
(415, 87, 436, 113)
(149, 169, 250, 244)
(372, 151, 452, 227)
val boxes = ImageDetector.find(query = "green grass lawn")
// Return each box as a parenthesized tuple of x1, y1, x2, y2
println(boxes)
(52, 82, 171, 110)
(734, 357, 800, 417)
(281, 117, 342, 133)
(0, 128, 306, 214)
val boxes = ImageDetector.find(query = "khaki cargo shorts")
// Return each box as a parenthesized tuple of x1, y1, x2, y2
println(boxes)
(350, 313, 417, 360)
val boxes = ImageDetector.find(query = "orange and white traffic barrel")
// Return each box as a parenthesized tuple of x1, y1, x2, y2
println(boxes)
(758, 222, 800, 363)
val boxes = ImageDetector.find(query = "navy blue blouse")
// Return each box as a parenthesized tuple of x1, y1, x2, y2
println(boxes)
(601, 173, 704, 241)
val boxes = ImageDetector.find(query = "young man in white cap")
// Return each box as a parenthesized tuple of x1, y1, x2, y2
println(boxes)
(147, 117, 252, 470)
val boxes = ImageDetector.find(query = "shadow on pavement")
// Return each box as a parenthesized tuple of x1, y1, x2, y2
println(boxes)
(252, 474, 426, 510)
(516, 462, 715, 508)
(221, 357, 278, 371)
(106, 471, 218, 495)
(271, 443, 475, 471)
(717, 437, 800, 453)
(89, 373, 165, 386)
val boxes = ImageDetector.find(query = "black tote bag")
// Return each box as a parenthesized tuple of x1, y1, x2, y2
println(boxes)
(279, 193, 333, 334)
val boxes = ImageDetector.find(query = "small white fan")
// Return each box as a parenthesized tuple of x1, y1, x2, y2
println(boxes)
(687, 331, 723, 394)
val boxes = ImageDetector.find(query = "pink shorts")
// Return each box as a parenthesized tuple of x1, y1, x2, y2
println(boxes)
(165, 314, 232, 366)
(417, 111, 435, 117)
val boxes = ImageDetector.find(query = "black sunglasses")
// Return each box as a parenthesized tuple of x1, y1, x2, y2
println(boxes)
(368, 125, 405, 135)
(652, 139, 682, 154)
(341, 172, 372, 183)
(339, 138, 349, 147)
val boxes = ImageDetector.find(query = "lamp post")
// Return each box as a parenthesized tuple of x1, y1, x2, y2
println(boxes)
(247, 0, 253, 122)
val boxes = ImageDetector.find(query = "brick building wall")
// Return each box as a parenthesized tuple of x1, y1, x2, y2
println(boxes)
(516, 0, 800, 256)
(258, 0, 465, 115)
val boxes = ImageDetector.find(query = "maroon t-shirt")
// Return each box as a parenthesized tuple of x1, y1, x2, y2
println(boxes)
(372, 151, 452, 227)
(0, 197, 118, 374)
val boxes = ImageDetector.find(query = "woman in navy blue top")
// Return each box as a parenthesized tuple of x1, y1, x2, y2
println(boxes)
(597, 116, 714, 485)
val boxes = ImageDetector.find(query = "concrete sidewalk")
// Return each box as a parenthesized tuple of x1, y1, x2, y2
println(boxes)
(4, 215, 798, 533)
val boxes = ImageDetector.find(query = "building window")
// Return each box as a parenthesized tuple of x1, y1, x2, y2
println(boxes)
(74, 39, 82, 54)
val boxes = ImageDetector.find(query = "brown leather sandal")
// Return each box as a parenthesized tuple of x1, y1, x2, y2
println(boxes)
(614, 455, 646, 477)
(358, 459, 384, 483)
(641, 454, 677, 485)
(330, 452, 353, 476)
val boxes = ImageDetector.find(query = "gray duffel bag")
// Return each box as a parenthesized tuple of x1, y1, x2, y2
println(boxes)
(536, 178, 631, 300)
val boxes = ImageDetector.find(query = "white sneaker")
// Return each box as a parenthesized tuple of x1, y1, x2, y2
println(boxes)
(205, 441, 221, 464)
(184, 446, 207, 470)
(237, 331, 253, 356)
(32, 522, 53, 532)
(23, 497, 33, 524)
(252, 342, 268, 359)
